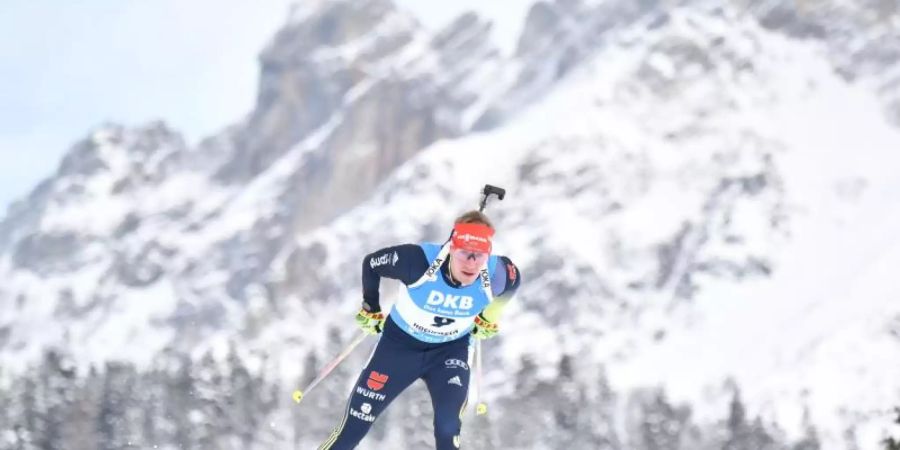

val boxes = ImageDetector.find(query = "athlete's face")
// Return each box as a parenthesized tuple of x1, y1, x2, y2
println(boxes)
(449, 247, 488, 285)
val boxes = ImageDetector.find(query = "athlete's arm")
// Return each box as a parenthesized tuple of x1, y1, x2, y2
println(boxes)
(361, 244, 429, 312)
(480, 256, 521, 322)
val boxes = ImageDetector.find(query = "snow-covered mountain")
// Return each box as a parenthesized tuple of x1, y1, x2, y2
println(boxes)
(1, 0, 899, 449)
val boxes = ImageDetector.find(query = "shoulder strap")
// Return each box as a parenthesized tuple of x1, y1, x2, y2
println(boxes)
(478, 263, 494, 304)
(408, 242, 452, 289)
(408, 241, 495, 304)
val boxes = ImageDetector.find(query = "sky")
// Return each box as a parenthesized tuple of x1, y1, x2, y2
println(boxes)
(0, 0, 532, 218)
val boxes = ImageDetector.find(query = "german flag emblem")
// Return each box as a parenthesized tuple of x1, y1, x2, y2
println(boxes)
(367, 371, 389, 391)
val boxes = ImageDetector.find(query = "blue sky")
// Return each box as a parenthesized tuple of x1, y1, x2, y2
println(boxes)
(0, 0, 532, 217)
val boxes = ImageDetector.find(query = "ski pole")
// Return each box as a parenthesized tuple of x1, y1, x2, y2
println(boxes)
(293, 331, 369, 404)
(473, 338, 488, 415)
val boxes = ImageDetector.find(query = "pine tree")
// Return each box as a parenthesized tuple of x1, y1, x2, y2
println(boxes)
(137, 363, 169, 449)
(59, 365, 103, 450)
(254, 353, 286, 449)
(0, 371, 9, 441)
(791, 406, 820, 450)
(166, 354, 195, 449)
(883, 407, 900, 450)
(585, 364, 621, 449)
(552, 355, 620, 449)
(0, 389, 6, 441)
(292, 352, 320, 448)
(188, 351, 225, 449)
(496, 355, 557, 449)
(626, 388, 692, 450)
(842, 422, 860, 450)
(34, 350, 77, 450)
(17, 367, 40, 450)
(0, 374, 22, 449)
(294, 329, 366, 448)
(722, 388, 780, 450)
(554, 355, 579, 443)
(225, 343, 258, 449)
(97, 361, 142, 450)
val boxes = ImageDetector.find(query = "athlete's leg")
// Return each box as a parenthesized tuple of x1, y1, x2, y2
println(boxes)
(318, 336, 420, 450)
(422, 341, 471, 450)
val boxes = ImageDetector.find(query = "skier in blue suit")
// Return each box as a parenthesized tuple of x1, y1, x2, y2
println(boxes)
(318, 210, 521, 450)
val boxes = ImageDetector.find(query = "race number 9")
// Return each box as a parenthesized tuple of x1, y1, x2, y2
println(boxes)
(432, 316, 455, 328)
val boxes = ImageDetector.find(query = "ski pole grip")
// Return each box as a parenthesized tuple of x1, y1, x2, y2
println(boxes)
(479, 184, 506, 212)
(483, 184, 505, 200)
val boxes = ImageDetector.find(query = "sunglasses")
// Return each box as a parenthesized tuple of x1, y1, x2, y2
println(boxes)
(450, 247, 489, 263)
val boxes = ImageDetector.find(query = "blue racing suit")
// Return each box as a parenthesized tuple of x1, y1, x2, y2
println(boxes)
(318, 242, 521, 450)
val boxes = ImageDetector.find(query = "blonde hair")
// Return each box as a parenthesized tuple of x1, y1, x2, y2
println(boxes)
(453, 210, 494, 229)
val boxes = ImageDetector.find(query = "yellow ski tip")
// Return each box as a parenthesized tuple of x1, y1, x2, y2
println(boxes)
(476, 403, 487, 415)
(292, 390, 304, 404)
